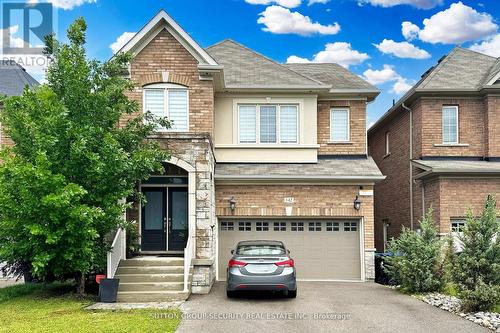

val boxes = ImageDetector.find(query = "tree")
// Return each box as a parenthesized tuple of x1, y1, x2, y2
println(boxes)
(384, 208, 443, 293)
(0, 18, 169, 294)
(453, 195, 500, 312)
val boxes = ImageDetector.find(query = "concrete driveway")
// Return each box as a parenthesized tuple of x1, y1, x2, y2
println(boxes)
(177, 282, 488, 333)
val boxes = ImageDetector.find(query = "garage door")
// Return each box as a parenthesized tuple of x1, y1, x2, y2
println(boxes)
(218, 220, 361, 281)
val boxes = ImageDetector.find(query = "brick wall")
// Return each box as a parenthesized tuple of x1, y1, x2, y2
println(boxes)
(123, 29, 215, 136)
(215, 184, 374, 249)
(485, 95, 500, 158)
(317, 100, 366, 155)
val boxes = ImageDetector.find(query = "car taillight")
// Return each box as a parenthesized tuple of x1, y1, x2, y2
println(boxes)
(228, 259, 247, 268)
(275, 259, 294, 267)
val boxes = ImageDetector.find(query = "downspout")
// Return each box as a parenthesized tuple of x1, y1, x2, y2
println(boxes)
(402, 103, 414, 230)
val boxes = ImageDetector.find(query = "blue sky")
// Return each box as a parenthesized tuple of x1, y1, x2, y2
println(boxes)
(2, 0, 500, 125)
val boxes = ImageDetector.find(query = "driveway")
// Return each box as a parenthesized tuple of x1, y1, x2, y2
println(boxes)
(177, 282, 488, 333)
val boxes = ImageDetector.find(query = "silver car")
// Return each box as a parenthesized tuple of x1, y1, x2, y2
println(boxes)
(226, 240, 297, 298)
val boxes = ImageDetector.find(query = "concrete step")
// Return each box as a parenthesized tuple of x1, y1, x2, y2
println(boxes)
(116, 266, 184, 275)
(118, 282, 185, 292)
(117, 290, 189, 302)
(119, 257, 184, 267)
(115, 273, 185, 283)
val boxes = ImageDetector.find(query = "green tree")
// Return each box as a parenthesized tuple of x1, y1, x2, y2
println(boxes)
(384, 208, 443, 293)
(454, 195, 500, 311)
(0, 18, 169, 294)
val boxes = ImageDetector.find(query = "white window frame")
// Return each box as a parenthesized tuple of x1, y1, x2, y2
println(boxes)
(385, 131, 390, 155)
(442, 105, 459, 144)
(330, 108, 350, 143)
(237, 104, 299, 144)
(142, 83, 189, 132)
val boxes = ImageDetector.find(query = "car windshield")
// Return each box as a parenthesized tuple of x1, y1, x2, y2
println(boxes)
(236, 244, 286, 256)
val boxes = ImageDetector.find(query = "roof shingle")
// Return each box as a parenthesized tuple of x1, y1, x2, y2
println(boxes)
(0, 60, 38, 96)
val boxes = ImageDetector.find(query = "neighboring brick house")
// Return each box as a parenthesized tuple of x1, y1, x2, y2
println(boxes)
(107, 10, 384, 301)
(368, 47, 500, 252)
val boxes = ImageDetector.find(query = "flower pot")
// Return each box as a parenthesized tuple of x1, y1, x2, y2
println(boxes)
(99, 278, 120, 303)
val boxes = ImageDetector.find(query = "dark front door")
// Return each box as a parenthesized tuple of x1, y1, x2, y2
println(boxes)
(168, 187, 188, 251)
(141, 188, 167, 251)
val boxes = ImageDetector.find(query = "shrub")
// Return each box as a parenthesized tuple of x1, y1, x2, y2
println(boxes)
(453, 195, 500, 312)
(441, 235, 457, 285)
(384, 208, 443, 293)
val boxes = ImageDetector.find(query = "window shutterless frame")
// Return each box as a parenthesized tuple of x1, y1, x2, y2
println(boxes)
(237, 104, 299, 144)
(385, 131, 390, 155)
(330, 108, 350, 142)
(442, 105, 459, 144)
(142, 83, 189, 132)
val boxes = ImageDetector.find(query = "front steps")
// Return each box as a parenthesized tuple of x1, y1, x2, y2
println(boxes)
(114, 256, 191, 302)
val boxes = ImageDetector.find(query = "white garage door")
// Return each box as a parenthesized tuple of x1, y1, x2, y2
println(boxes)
(218, 220, 361, 281)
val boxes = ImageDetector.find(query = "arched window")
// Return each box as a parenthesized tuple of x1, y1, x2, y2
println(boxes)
(143, 83, 189, 132)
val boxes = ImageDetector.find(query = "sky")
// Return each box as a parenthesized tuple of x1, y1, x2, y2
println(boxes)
(1, 0, 500, 125)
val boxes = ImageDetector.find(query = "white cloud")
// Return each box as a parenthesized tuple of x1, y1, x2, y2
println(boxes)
(0, 25, 25, 49)
(408, 2, 498, 44)
(245, 0, 301, 8)
(110, 32, 136, 54)
(28, 0, 97, 10)
(469, 34, 500, 57)
(257, 5, 340, 36)
(362, 65, 413, 94)
(374, 39, 431, 59)
(308, 0, 330, 5)
(358, 0, 443, 9)
(402, 21, 420, 41)
(286, 55, 311, 63)
(287, 42, 369, 68)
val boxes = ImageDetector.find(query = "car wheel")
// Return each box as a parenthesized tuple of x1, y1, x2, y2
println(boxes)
(226, 290, 236, 298)
(287, 290, 297, 298)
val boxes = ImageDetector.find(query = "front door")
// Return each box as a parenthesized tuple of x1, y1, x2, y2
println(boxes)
(168, 187, 188, 251)
(141, 188, 167, 251)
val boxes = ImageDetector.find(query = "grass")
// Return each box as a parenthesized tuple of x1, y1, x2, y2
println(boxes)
(0, 283, 182, 333)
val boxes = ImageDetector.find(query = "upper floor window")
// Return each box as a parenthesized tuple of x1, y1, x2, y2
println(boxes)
(330, 108, 349, 142)
(385, 131, 390, 155)
(442, 106, 458, 144)
(238, 104, 298, 144)
(143, 83, 189, 132)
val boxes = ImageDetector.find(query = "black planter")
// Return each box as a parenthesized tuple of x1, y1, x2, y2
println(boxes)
(99, 278, 120, 303)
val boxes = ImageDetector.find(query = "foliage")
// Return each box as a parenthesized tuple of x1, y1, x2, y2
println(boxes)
(0, 18, 169, 292)
(441, 235, 457, 285)
(125, 219, 141, 258)
(453, 195, 500, 312)
(384, 208, 443, 293)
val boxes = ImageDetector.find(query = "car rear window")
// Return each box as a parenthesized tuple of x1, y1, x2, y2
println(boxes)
(236, 244, 286, 256)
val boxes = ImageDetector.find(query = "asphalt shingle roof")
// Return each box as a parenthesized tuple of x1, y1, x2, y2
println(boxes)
(0, 60, 38, 96)
(413, 159, 500, 175)
(215, 156, 384, 180)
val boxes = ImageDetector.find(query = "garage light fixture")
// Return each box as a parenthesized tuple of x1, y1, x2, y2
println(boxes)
(353, 195, 362, 211)
(229, 196, 237, 213)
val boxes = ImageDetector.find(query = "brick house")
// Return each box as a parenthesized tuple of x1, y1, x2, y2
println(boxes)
(97, 10, 383, 301)
(368, 47, 500, 252)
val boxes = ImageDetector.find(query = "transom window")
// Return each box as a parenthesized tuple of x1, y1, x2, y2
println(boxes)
(344, 222, 358, 232)
(256, 222, 269, 231)
(326, 222, 340, 231)
(442, 106, 458, 144)
(308, 222, 322, 231)
(291, 222, 304, 231)
(273, 222, 286, 231)
(238, 222, 252, 231)
(143, 83, 189, 132)
(220, 222, 234, 231)
(451, 219, 465, 233)
(330, 108, 350, 142)
(238, 104, 298, 144)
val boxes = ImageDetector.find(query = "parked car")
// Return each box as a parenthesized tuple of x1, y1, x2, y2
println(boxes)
(226, 240, 297, 298)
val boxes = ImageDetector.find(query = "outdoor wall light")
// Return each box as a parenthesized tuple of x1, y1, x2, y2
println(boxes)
(353, 195, 362, 211)
(229, 196, 237, 213)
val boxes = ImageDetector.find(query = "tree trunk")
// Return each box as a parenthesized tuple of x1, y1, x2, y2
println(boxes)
(76, 273, 86, 295)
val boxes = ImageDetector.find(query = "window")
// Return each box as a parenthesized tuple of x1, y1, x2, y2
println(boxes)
(382, 219, 390, 252)
(273, 222, 286, 231)
(308, 222, 322, 231)
(442, 106, 458, 144)
(451, 219, 465, 233)
(238, 104, 298, 144)
(220, 222, 234, 231)
(143, 83, 189, 132)
(385, 132, 390, 155)
(330, 108, 349, 142)
(256, 222, 269, 231)
(291, 222, 304, 231)
(326, 222, 340, 231)
(344, 222, 357, 232)
(238, 222, 251, 231)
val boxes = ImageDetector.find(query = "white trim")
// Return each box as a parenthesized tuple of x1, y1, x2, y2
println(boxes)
(441, 105, 459, 144)
(385, 131, 390, 155)
(215, 144, 319, 149)
(486, 70, 500, 86)
(329, 108, 350, 143)
(360, 217, 365, 282)
(143, 84, 190, 132)
(117, 10, 218, 66)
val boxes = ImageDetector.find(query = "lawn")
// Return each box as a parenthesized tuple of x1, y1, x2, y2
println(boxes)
(0, 283, 182, 333)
